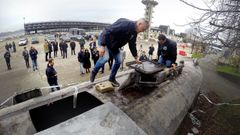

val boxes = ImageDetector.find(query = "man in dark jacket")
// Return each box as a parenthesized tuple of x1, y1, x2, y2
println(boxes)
(29, 46, 38, 71)
(148, 44, 154, 60)
(46, 58, 60, 92)
(78, 48, 85, 75)
(90, 18, 149, 87)
(70, 40, 76, 55)
(48, 42, 53, 58)
(53, 41, 58, 57)
(22, 47, 30, 68)
(5, 43, 9, 51)
(59, 40, 63, 56)
(157, 34, 177, 68)
(79, 38, 85, 49)
(12, 41, 16, 52)
(62, 41, 68, 59)
(4, 50, 11, 70)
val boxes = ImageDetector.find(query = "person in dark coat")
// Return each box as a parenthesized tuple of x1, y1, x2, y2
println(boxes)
(157, 34, 177, 68)
(70, 40, 76, 55)
(12, 41, 16, 52)
(8, 43, 12, 52)
(53, 41, 58, 57)
(48, 42, 53, 58)
(90, 18, 149, 87)
(62, 41, 68, 59)
(92, 47, 104, 73)
(5, 43, 9, 51)
(148, 44, 154, 60)
(22, 47, 30, 68)
(78, 48, 85, 75)
(89, 38, 96, 55)
(4, 50, 11, 70)
(59, 40, 63, 56)
(79, 38, 85, 49)
(83, 49, 91, 73)
(29, 46, 38, 71)
(139, 51, 148, 61)
(46, 58, 60, 92)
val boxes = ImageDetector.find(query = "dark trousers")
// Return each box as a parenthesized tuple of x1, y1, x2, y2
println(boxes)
(48, 79, 60, 92)
(54, 51, 57, 57)
(49, 51, 52, 58)
(25, 58, 30, 68)
(45, 53, 49, 61)
(71, 49, 76, 55)
(5, 59, 11, 70)
(63, 51, 67, 59)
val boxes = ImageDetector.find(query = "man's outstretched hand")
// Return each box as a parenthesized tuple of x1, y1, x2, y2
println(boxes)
(172, 63, 176, 70)
(98, 46, 105, 57)
(135, 57, 142, 64)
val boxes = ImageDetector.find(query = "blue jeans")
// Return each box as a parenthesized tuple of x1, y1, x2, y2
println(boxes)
(80, 62, 84, 74)
(93, 46, 122, 81)
(32, 59, 38, 70)
(158, 56, 172, 67)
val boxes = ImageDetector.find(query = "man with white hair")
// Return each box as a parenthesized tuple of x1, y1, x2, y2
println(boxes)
(90, 18, 149, 87)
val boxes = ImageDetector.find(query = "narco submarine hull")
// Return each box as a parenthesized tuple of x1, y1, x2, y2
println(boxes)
(0, 60, 202, 135)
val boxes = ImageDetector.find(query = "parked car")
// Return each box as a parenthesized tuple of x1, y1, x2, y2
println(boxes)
(31, 37, 39, 44)
(60, 35, 71, 42)
(70, 35, 84, 42)
(45, 35, 56, 43)
(18, 38, 28, 46)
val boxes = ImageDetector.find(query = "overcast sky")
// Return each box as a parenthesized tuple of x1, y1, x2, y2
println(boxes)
(0, 0, 206, 33)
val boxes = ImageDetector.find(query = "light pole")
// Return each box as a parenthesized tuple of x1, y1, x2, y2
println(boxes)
(23, 17, 26, 34)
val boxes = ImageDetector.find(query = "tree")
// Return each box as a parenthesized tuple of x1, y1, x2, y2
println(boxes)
(180, 0, 240, 55)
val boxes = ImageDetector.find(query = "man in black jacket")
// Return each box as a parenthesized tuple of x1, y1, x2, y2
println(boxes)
(22, 47, 30, 68)
(157, 34, 177, 68)
(78, 48, 85, 75)
(53, 41, 58, 57)
(4, 50, 11, 70)
(48, 42, 53, 59)
(62, 41, 68, 59)
(90, 18, 149, 87)
(70, 40, 76, 55)
(148, 44, 154, 60)
(29, 46, 38, 71)
(46, 58, 60, 92)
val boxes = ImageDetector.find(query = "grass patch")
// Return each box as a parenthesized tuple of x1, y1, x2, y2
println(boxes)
(213, 99, 240, 135)
(216, 65, 240, 77)
(191, 53, 204, 58)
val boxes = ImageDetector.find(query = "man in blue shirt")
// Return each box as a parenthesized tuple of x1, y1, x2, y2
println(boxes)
(90, 18, 149, 87)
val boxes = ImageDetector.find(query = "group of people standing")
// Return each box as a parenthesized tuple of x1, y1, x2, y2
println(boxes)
(2, 17, 177, 92)
(22, 46, 39, 71)
(3, 42, 16, 70)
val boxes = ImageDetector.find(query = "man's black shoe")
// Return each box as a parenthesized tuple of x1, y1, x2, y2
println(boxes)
(109, 79, 120, 87)
(90, 71, 97, 82)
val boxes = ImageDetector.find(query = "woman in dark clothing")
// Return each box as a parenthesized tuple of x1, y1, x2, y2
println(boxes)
(83, 49, 91, 73)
